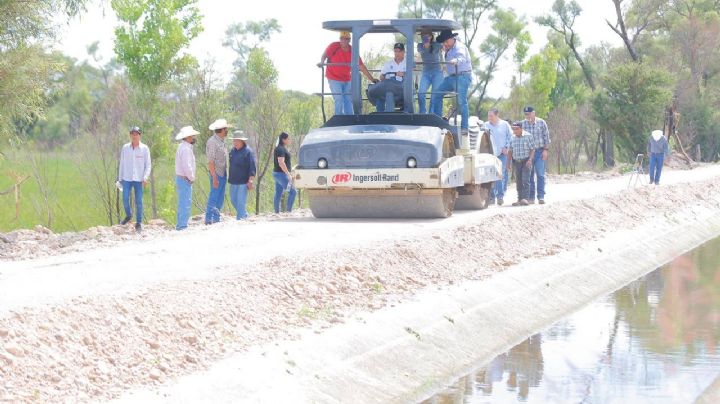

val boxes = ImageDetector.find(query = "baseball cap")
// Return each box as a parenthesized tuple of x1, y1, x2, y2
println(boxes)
(129, 126, 142, 134)
(511, 121, 523, 128)
(523, 106, 535, 113)
(394, 42, 405, 51)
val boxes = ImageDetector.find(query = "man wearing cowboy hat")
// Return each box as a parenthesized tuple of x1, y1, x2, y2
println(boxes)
(205, 118, 232, 224)
(228, 130, 256, 219)
(431, 29, 473, 136)
(117, 126, 151, 232)
(175, 126, 199, 231)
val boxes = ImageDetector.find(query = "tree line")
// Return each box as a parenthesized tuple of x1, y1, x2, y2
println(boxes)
(1, 0, 719, 231)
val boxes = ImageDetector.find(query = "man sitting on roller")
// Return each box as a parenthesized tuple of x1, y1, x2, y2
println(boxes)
(367, 42, 406, 112)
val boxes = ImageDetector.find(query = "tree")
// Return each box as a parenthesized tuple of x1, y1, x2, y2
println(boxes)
(112, 0, 202, 219)
(592, 62, 673, 160)
(397, 0, 452, 19)
(606, 0, 665, 62)
(222, 19, 281, 68)
(242, 48, 286, 214)
(472, 8, 529, 114)
(0, 0, 89, 143)
(536, 0, 596, 91)
(223, 19, 282, 112)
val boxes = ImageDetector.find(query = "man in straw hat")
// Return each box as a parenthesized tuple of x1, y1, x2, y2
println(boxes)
(228, 130, 256, 219)
(205, 118, 232, 224)
(319, 30, 376, 115)
(175, 126, 199, 231)
(647, 129, 669, 185)
(431, 29, 473, 134)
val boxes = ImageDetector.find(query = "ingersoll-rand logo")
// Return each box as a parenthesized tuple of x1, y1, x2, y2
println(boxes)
(331, 172, 400, 184)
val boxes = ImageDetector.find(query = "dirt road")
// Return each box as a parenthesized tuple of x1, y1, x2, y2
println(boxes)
(1, 165, 719, 402)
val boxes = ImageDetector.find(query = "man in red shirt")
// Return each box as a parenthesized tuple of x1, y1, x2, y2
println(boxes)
(319, 31, 376, 115)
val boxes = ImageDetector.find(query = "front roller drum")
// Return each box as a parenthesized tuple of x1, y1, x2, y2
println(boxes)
(307, 188, 456, 218)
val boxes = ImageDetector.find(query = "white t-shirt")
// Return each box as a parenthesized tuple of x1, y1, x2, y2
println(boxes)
(380, 58, 406, 82)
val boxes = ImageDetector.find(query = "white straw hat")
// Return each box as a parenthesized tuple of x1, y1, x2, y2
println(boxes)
(175, 126, 200, 140)
(208, 119, 234, 131)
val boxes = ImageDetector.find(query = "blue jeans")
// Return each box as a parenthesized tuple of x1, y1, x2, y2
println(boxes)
(273, 171, 297, 213)
(649, 153, 664, 184)
(229, 184, 249, 219)
(431, 73, 471, 129)
(492, 153, 508, 200)
(529, 148, 546, 201)
(175, 176, 192, 230)
(418, 70, 444, 115)
(121, 181, 143, 224)
(205, 174, 226, 224)
(328, 79, 353, 115)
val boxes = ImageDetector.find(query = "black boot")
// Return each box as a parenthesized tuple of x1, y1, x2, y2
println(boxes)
(121, 216, 131, 225)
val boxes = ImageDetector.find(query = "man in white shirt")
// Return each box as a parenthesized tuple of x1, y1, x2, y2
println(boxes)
(117, 126, 151, 232)
(174, 126, 199, 231)
(367, 43, 406, 112)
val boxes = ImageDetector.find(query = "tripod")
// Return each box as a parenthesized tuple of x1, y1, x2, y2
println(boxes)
(628, 153, 647, 188)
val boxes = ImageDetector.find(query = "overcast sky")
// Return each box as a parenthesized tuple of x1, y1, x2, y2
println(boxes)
(56, 0, 622, 98)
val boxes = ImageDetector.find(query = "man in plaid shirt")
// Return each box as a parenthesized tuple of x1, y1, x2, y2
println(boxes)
(508, 121, 537, 206)
(522, 106, 551, 204)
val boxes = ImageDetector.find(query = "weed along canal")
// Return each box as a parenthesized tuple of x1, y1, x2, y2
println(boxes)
(423, 236, 720, 404)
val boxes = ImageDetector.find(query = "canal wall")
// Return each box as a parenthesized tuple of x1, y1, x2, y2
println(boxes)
(116, 186, 720, 404)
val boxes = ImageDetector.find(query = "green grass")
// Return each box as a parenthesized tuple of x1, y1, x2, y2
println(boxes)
(0, 151, 305, 233)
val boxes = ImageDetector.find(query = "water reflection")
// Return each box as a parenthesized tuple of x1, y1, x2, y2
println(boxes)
(423, 236, 720, 403)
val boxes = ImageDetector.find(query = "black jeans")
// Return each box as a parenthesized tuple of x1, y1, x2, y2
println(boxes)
(513, 158, 531, 201)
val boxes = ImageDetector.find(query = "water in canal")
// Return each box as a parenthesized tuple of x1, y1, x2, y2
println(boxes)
(423, 236, 720, 403)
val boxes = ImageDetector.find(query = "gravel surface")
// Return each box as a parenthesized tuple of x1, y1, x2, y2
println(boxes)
(1, 168, 719, 402)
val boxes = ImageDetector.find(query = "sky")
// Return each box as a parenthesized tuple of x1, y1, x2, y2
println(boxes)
(56, 0, 622, 98)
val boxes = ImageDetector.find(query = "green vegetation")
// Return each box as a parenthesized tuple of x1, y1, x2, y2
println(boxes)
(2, 0, 720, 232)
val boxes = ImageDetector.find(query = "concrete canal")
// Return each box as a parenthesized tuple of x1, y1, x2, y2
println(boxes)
(423, 236, 720, 403)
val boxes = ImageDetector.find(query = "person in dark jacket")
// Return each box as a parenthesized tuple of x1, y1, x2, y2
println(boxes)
(273, 132, 296, 213)
(647, 129, 669, 185)
(228, 130, 256, 219)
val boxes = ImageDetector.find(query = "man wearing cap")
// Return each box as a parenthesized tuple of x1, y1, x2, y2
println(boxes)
(647, 129, 669, 185)
(486, 109, 512, 205)
(417, 29, 444, 115)
(320, 31, 376, 115)
(175, 126, 199, 231)
(228, 130, 256, 219)
(117, 126, 151, 232)
(508, 121, 537, 206)
(522, 106, 551, 204)
(367, 43, 407, 112)
(205, 118, 231, 225)
(431, 29, 473, 134)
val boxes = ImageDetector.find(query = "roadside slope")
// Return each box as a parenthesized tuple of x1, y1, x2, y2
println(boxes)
(0, 166, 719, 402)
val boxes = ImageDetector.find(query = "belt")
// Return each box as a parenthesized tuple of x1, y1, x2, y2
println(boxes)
(449, 71, 471, 76)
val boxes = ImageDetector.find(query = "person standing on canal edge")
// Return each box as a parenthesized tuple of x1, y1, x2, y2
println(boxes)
(228, 130, 256, 219)
(118, 126, 151, 232)
(273, 132, 296, 214)
(486, 109, 512, 206)
(522, 106, 551, 204)
(175, 126, 198, 231)
(205, 118, 232, 224)
(647, 129, 669, 185)
(509, 121, 537, 206)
